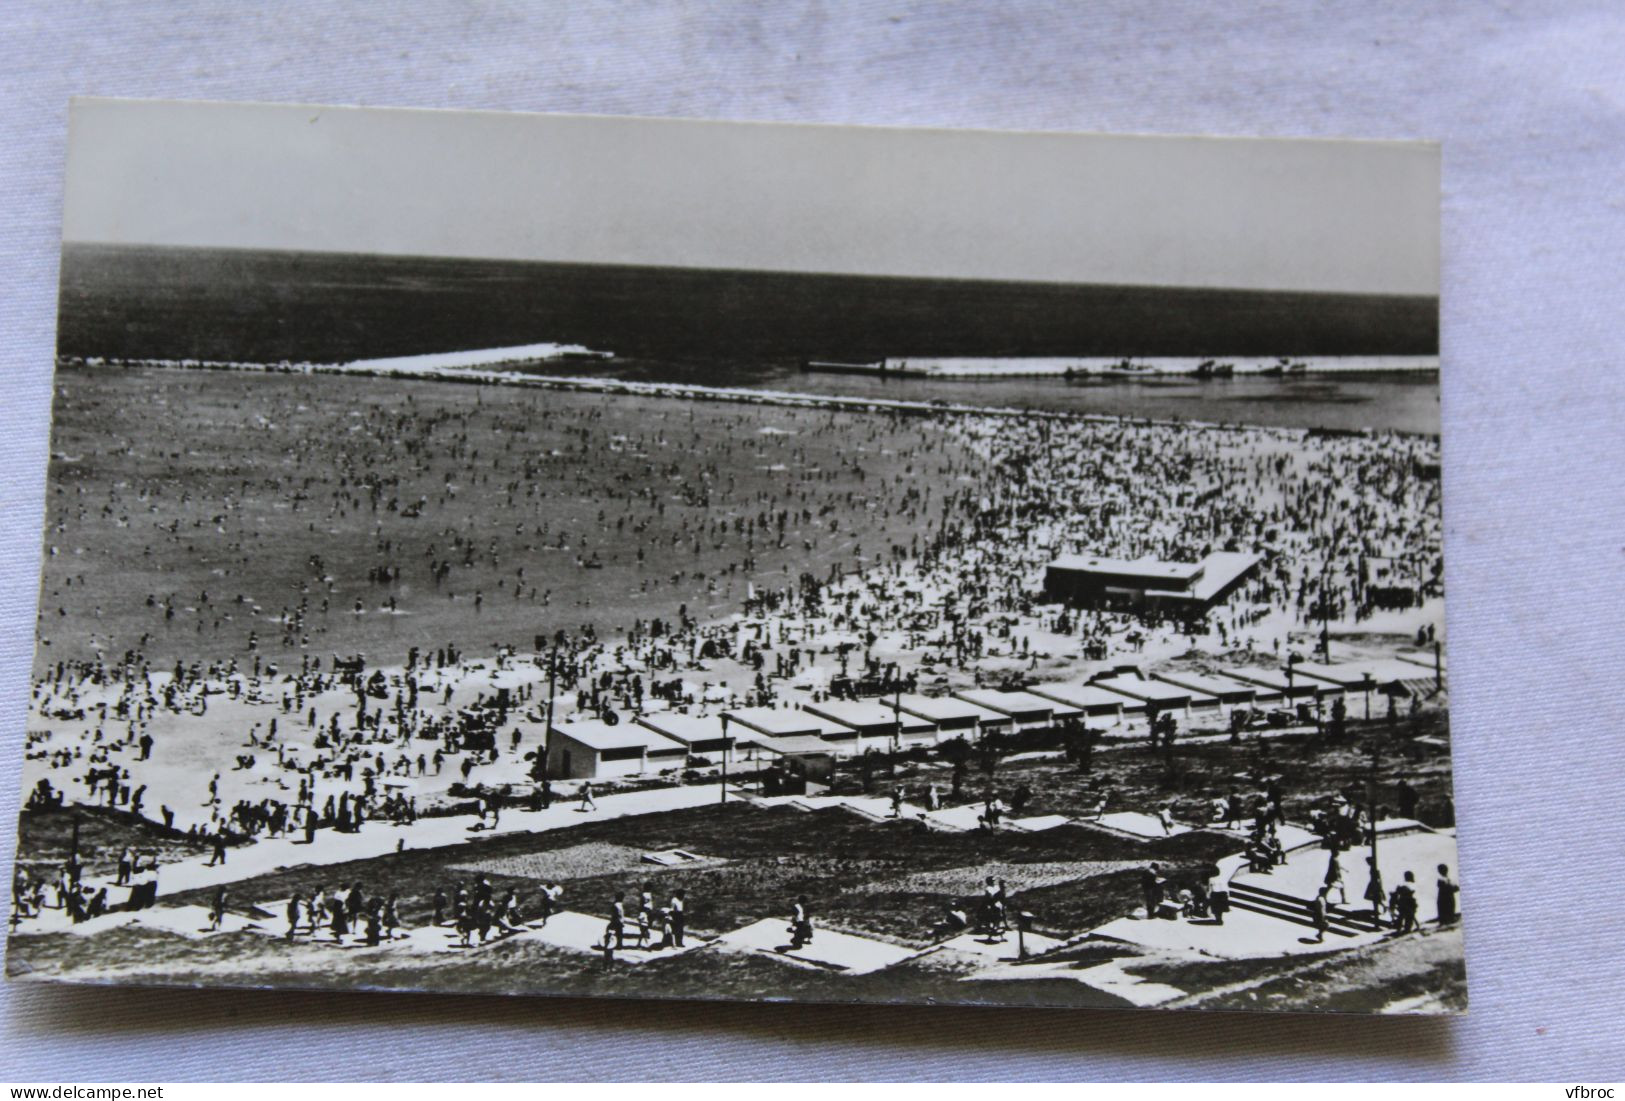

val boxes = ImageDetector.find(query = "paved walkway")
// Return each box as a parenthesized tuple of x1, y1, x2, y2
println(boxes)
(713, 918, 918, 974)
(1232, 823, 1457, 923)
(67, 784, 727, 906)
(937, 928, 1065, 962)
(757, 793, 1068, 834)
(1088, 906, 1385, 960)
(1090, 811, 1195, 839)
(968, 955, 1186, 1007)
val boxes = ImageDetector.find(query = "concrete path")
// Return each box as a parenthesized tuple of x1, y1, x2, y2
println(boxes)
(55, 783, 727, 910)
(1232, 824, 1456, 923)
(713, 918, 917, 974)
(1090, 811, 1194, 839)
(516, 909, 711, 963)
(966, 954, 1186, 1007)
(1088, 906, 1384, 959)
(937, 928, 1066, 962)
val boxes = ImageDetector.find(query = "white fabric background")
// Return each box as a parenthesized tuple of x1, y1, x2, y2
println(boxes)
(2, 1, 1622, 1082)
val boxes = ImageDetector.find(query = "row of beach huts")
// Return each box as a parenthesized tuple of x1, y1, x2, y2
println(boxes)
(535, 652, 1444, 780)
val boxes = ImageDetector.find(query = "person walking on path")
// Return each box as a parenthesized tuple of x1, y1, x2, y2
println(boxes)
(1207, 865, 1230, 926)
(1435, 864, 1460, 927)
(208, 886, 227, 932)
(1140, 863, 1166, 920)
(667, 889, 686, 948)
(1309, 887, 1330, 943)
(635, 884, 656, 948)
(1390, 871, 1420, 934)
(578, 782, 598, 813)
(539, 882, 563, 927)
(1362, 856, 1386, 930)
(285, 893, 304, 941)
(788, 895, 813, 949)
(604, 892, 627, 950)
(1324, 851, 1347, 905)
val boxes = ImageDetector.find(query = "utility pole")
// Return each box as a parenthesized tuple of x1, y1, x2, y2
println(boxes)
(1320, 559, 1333, 662)
(892, 687, 902, 758)
(543, 646, 558, 784)
(719, 713, 729, 805)
(1366, 734, 1381, 915)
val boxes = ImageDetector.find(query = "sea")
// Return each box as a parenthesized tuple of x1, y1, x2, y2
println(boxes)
(56, 243, 1442, 435)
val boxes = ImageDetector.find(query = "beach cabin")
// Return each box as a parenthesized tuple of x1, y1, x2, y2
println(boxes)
(803, 698, 937, 747)
(951, 688, 1078, 732)
(1293, 658, 1435, 719)
(1224, 666, 1317, 703)
(1151, 670, 1256, 712)
(722, 705, 864, 756)
(1090, 674, 1210, 716)
(635, 712, 748, 764)
(1396, 649, 1446, 678)
(546, 718, 688, 780)
(894, 693, 995, 740)
(1027, 683, 1129, 724)
(1279, 661, 1361, 709)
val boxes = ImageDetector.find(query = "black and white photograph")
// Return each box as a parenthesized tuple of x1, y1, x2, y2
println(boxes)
(7, 98, 1459, 1015)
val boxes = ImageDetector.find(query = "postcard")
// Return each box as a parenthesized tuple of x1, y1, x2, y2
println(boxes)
(9, 98, 1459, 1014)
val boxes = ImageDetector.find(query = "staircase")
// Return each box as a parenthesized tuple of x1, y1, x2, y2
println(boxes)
(1226, 879, 1371, 938)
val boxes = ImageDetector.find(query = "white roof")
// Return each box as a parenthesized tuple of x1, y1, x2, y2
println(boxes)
(1028, 683, 1131, 712)
(802, 699, 902, 729)
(1048, 553, 1202, 582)
(1290, 661, 1377, 688)
(1092, 675, 1207, 705)
(1298, 658, 1429, 687)
(895, 693, 1001, 725)
(549, 719, 685, 754)
(1187, 551, 1263, 600)
(1152, 671, 1258, 698)
(952, 688, 1079, 718)
(723, 706, 853, 738)
(1224, 666, 1299, 692)
(636, 712, 742, 746)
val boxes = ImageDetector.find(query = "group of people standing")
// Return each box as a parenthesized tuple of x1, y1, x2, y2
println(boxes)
(283, 882, 404, 946)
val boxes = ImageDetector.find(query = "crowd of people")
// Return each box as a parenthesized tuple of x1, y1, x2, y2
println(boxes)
(19, 368, 1451, 969)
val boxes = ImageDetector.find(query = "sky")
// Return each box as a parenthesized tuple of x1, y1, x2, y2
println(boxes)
(62, 97, 1439, 296)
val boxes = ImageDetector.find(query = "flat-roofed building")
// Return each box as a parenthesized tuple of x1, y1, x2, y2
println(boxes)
(1224, 666, 1318, 702)
(1043, 550, 1262, 615)
(1027, 683, 1128, 722)
(723, 705, 864, 755)
(1091, 675, 1212, 713)
(1151, 670, 1257, 709)
(804, 698, 937, 745)
(894, 693, 1002, 738)
(802, 699, 899, 739)
(1396, 649, 1447, 676)
(546, 718, 689, 779)
(754, 733, 841, 757)
(636, 712, 748, 763)
(1292, 658, 1440, 717)
(951, 688, 1080, 731)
